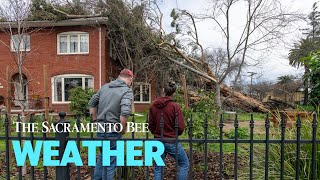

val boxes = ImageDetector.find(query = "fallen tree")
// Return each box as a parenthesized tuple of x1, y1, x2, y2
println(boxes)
(167, 56, 269, 112)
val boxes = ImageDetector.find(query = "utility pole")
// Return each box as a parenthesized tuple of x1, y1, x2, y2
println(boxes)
(247, 72, 257, 96)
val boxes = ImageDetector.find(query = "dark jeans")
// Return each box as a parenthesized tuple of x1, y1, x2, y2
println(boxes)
(94, 132, 121, 180)
(154, 143, 189, 180)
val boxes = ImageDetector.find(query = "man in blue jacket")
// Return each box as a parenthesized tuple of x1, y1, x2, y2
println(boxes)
(88, 69, 134, 180)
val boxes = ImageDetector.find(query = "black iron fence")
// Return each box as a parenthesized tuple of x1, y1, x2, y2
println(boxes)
(0, 112, 319, 180)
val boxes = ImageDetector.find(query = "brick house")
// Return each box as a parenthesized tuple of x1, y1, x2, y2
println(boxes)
(0, 17, 155, 113)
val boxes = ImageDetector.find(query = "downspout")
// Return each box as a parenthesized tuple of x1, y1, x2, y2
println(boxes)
(99, 27, 102, 88)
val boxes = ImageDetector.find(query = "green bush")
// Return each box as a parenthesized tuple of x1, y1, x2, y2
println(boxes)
(69, 87, 95, 115)
(175, 89, 218, 138)
(174, 89, 219, 150)
(226, 127, 249, 139)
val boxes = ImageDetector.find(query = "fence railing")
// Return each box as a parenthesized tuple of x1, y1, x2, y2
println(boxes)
(0, 112, 319, 180)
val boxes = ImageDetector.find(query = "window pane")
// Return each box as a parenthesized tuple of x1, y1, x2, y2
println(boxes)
(11, 35, 19, 51)
(70, 35, 78, 53)
(80, 35, 88, 52)
(54, 77, 62, 102)
(23, 35, 30, 50)
(142, 84, 150, 102)
(64, 78, 82, 101)
(59, 36, 67, 53)
(134, 85, 141, 102)
(11, 35, 30, 51)
(85, 78, 93, 88)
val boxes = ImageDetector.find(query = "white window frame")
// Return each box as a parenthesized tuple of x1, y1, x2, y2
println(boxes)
(11, 34, 30, 52)
(57, 31, 89, 55)
(51, 74, 94, 104)
(134, 82, 151, 103)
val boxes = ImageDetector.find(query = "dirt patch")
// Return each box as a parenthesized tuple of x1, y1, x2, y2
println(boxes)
(223, 120, 266, 135)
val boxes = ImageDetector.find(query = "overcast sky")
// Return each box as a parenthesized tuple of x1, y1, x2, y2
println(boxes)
(157, 0, 317, 83)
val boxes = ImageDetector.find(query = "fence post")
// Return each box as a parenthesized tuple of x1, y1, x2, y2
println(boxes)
(311, 112, 317, 180)
(219, 114, 224, 180)
(203, 114, 208, 180)
(234, 114, 239, 180)
(280, 113, 286, 180)
(265, 113, 270, 180)
(55, 112, 70, 180)
(5, 113, 10, 180)
(295, 114, 301, 180)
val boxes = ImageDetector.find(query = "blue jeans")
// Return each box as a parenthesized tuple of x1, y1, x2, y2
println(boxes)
(94, 132, 121, 180)
(154, 143, 189, 180)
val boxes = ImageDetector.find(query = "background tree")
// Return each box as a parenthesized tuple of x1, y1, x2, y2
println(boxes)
(251, 81, 273, 102)
(276, 75, 294, 103)
(274, 75, 302, 104)
(303, 51, 320, 106)
(288, 2, 320, 105)
(200, 0, 300, 84)
(205, 48, 241, 108)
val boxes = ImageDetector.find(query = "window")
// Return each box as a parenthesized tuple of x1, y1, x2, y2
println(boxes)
(52, 74, 93, 103)
(109, 40, 115, 59)
(11, 34, 30, 51)
(134, 83, 151, 103)
(57, 32, 89, 54)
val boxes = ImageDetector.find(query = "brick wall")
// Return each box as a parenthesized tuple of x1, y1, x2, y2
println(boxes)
(0, 26, 108, 113)
(0, 25, 154, 113)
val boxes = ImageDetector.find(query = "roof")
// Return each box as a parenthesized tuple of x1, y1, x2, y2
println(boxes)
(0, 17, 107, 28)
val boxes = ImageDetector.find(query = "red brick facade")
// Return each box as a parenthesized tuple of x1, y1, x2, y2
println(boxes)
(0, 19, 154, 113)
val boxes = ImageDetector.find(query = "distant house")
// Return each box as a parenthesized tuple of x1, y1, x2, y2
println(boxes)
(0, 17, 155, 113)
(262, 88, 305, 105)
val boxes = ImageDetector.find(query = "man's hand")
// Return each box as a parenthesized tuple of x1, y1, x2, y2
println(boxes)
(120, 116, 128, 135)
(89, 107, 97, 121)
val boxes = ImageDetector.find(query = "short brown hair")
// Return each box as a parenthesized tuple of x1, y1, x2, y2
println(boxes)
(164, 81, 177, 96)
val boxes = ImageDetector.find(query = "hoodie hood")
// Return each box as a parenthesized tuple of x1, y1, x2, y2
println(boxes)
(153, 96, 173, 109)
(109, 78, 128, 88)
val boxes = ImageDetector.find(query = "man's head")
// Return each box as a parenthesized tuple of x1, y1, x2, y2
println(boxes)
(119, 69, 134, 87)
(164, 81, 177, 96)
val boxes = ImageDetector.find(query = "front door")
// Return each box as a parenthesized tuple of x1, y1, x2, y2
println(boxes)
(12, 74, 28, 107)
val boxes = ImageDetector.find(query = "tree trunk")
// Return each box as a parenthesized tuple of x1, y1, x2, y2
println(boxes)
(303, 66, 309, 105)
(21, 108, 27, 176)
(214, 83, 222, 126)
(220, 83, 269, 113)
(215, 83, 222, 109)
(167, 56, 269, 113)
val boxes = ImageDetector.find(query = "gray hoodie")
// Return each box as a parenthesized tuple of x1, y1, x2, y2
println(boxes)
(88, 78, 133, 123)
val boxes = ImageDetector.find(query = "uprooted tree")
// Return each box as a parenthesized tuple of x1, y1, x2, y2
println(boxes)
(44, 0, 302, 113)
(154, 0, 301, 112)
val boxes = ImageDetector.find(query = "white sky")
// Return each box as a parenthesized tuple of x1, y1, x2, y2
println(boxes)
(157, 0, 317, 83)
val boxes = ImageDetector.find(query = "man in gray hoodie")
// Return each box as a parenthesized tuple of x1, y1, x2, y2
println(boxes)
(88, 69, 134, 180)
